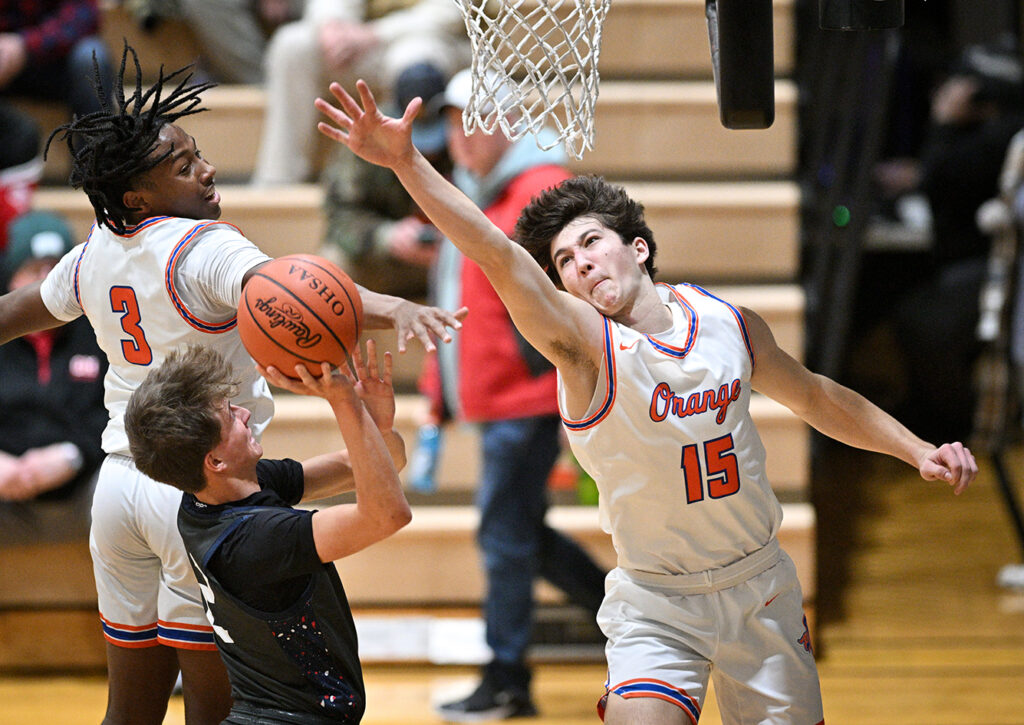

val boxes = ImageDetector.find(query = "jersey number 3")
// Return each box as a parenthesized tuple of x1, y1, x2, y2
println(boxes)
(110, 286, 153, 365)
(681, 433, 740, 503)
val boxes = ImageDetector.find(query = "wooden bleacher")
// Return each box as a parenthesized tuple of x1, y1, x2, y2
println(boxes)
(1, 0, 811, 671)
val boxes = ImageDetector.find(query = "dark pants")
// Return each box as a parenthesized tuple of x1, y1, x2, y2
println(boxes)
(476, 415, 607, 666)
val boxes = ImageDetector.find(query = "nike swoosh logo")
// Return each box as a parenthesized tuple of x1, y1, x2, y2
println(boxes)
(619, 340, 640, 351)
(764, 593, 781, 607)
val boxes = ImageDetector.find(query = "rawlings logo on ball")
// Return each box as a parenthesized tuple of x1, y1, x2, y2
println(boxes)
(252, 296, 323, 349)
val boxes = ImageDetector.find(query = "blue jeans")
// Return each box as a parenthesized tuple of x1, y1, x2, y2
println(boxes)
(476, 415, 607, 665)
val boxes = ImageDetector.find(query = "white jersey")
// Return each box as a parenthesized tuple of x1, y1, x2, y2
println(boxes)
(559, 282, 783, 575)
(40, 216, 274, 456)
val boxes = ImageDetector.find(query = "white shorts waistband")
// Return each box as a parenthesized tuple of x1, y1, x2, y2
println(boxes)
(621, 538, 781, 595)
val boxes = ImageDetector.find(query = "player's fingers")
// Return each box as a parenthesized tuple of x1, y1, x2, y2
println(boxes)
(365, 339, 380, 379)
(258, 363, 290, 388)
(951, 444, 978, 495)
(315, 94, 351, 125)
(355, 79, 379, 115)
(350, 344, 367, 376)
(453, 306, 469, 324)
(381, 350, 393, 385)
(316, 120, 349, 144)
(405, 324, 436, 353)
(293, 363, 317, 386)
(330, 81, 364, 117)
(401, 96, 423, 125)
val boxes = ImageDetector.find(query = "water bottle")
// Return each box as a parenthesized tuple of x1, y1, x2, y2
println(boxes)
(408, 424, 442, 493)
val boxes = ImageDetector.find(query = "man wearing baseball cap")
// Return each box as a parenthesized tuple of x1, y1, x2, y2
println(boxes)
(321, 61, 453, 298)
(0, 210, 107, 544)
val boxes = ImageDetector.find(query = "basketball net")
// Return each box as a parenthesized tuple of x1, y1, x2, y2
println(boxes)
(453, 0, 612, 159)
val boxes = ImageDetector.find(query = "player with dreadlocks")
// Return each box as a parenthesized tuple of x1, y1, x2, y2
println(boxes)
(0, 44, 465, 725)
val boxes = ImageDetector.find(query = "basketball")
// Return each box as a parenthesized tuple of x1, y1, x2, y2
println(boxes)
(237, 254, 363, 377)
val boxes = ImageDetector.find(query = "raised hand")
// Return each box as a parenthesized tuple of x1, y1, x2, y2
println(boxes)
(349, 339, 396, 432)
(258, 360, 359, 410)
(392, 301, 468, 354)
(315, 79, 418, 169)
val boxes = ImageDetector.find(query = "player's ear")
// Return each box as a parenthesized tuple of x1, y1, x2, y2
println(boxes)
(122, 188, 150, 216)
(632, 236, 650, 265)
(204, 451, 226, 475)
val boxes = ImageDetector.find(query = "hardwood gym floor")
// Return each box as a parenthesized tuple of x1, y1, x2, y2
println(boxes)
(4, 444, 1024, 724)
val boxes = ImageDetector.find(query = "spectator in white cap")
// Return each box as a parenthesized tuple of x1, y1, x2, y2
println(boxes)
(0, 210, 107, 544)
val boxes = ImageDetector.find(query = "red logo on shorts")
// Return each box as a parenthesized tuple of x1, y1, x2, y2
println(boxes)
(798, 614, 813, 654)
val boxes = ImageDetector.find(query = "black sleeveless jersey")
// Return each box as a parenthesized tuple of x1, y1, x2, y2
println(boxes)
(177, 458, 365, 722)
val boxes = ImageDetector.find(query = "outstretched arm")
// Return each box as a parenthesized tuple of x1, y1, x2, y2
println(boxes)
(0, 282, 65, 345)
(315, 80, 605, 373)
(357, 285, 467, 354)
(745, 307, 977, 494)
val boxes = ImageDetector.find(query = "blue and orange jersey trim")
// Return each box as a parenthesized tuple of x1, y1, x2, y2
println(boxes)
(648, 283, 699, 358)
(164, 221, 242, 334)
(114, 216, 174, 238)
(608, 678, 700, 725)
(157, 619, 218, 651)
(561, 316, 616, 431)
(683, 283, 755, 368)
(99, 615, 160, 649)
(72, 231, 93, 312)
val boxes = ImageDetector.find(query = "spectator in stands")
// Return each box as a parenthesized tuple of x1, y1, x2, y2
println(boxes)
(0, 101, 42, 250)
(0, 0, 114, 119)
(251, 0, 469, 185)
(419, 69, 608, 721)
(119, 0, 304, 84)
(0, 210, 107, 546)
(320, 60, 450, 299)
(874, 40, 1024, 441)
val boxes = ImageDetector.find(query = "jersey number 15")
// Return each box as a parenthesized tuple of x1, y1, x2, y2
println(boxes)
(681, 433, 740, 503)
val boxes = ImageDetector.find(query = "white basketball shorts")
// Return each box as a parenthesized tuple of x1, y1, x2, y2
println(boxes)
(598, 539, 824, 725)
(89, 454, 216, 650)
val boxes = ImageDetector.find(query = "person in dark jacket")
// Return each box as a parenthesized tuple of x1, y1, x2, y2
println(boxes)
(0, 210, 106, 544)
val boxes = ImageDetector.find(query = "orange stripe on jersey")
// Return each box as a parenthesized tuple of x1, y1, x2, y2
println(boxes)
(164, 221, 241, 334)
(648, 283, 699, 358)
(562, 316, 616, 431)
(684, 283, 755, 367)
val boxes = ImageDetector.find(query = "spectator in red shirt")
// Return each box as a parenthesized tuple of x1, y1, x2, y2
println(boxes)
(0, 0, 113, 118)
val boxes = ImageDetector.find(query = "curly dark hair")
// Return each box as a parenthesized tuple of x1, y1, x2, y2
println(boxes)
(44, 41, 216, 234)
(513, 175, 657, 287)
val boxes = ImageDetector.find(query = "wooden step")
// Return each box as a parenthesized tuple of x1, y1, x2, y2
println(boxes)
(624, 181, 799, 282)
(97, 0, 793, 84)
(0, 502, 813, 671)
(261, 385, 810, 495)
(574, 80, 797, 179)
(28, 78, 794, 184)
(600, 0, 794, 79)
(330, 503, 816, 607)
(34, 180, 798, 284)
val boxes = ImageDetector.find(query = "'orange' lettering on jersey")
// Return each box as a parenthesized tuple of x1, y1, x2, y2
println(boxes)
(648, 379, 742, 424)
